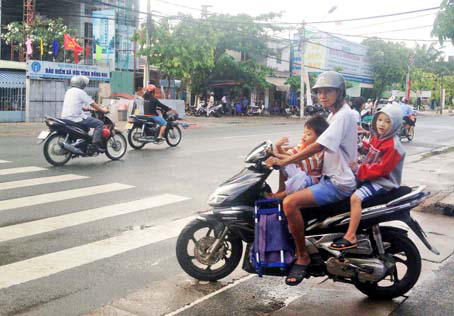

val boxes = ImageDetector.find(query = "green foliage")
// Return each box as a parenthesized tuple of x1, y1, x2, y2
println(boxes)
(362, 38, 410, 99)
(1, 16, 76, 60)
(432, 0, 454, 45)
(134, 13, 282, 96)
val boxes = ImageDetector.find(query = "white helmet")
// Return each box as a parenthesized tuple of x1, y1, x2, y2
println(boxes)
(70, 76, 89, 89)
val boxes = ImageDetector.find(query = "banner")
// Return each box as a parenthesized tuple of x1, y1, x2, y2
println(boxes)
(92, 10, 115, 68)
(27, 60, 110, 81)
(52, 38, 59, 58)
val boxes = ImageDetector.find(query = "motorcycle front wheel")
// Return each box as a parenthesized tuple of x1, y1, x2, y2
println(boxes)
(43, 134, 71, 166)
(176, 219, 243, 281)
(127, 126, 146, 150)
(406, 126, 415, 141)
(354, 230, 421, 299)
(165, 125, 182, 147)
(105, 132, 127, 160)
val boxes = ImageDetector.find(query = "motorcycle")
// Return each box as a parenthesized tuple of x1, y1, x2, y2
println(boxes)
(194, 101, 207, 117)
(207, 103, 224, 118)
(399, 114, 416, 142)
(305, 104, 330, 118)
(37, 110, 127, 166)
(247, 103, 265, 116)
(127, 111, 185, 149)
(176, 141, 439, 299)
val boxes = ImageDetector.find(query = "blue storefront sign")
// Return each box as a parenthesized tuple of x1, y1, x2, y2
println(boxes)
(27, 60, 110, 81)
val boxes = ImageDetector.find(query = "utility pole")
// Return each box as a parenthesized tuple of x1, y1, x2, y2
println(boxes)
(143, 0, 151, 87)
(299, 21, 306, 119)
(201, 4, 212, 19)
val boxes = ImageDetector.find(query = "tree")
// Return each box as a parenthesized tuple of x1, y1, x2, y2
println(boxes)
(1, 16, 76, 61)
(133, 16, 217, 97)
(432, 0, 454, 45)
(362, 38, 410, 100)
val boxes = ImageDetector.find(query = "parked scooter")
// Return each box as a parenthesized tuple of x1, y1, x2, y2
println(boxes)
(247, 103, 265, 116)
(207, 103, 224, 117)
(127, 111, 185, 149)
(37, 110, 127, 166)
(176, 141, 439, 299)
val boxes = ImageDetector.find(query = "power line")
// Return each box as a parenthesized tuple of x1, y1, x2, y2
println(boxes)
(334, 12, 437, 32)
(304, 6, 440, 25)
(352, 24, 433, 36)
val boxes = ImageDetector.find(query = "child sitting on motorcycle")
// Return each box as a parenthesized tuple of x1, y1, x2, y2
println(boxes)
(266, 115, 329, 200)
(329, 106, 406, 250)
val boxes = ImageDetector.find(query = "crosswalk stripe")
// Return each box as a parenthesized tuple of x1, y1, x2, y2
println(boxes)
(0, 194, 190, 242)
(0, 183, 134, 212)
(0, 166, 46, 176)
(0, 215, 197, 289)
(0, 160, 10, 163)
(0, 174, 88, 191)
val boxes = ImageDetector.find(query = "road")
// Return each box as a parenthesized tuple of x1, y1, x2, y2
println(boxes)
(0, 114, 453, 316)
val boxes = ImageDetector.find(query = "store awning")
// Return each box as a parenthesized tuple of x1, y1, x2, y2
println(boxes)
(265, 77, 290, 91)
(0, 71, 25, 88)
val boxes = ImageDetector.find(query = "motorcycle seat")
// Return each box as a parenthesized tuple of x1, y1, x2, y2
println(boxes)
(301, 186, 412, 222)
(134, 115, 156, 122)
(60, 119, 90, 132)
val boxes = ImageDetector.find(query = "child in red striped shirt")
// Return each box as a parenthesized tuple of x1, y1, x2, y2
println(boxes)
(266, 115, 329, 200)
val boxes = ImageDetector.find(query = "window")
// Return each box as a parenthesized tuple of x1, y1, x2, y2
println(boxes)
(84, 23, 93, 39)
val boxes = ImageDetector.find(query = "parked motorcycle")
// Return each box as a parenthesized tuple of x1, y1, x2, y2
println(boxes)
(247, 103, 265, 116)
(37, 111, 127, 166)
(127, 111, 184, 149)
(207, 103, 224, 118)
(194, 101, 207, 117)
(305, 104, 330, 117)
(176, 141, 439, 299)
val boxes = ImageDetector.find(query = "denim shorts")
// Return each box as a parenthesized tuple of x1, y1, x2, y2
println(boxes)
(308, 176, 352, 206)
(150, 116, 167, 126)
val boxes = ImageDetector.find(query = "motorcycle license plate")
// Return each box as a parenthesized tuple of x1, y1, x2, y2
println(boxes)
(36, 130, 50, 144)
(126, 122, 133, 130)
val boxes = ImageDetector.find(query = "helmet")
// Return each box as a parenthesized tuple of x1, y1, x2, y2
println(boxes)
(388, 96, 396, 103)
(312, 71, 346, 108)
(70, 76, 89, 89)
(146, 84, 156, 92)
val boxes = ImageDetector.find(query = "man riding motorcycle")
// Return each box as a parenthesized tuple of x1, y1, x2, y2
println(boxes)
(61, 75, 109, 153)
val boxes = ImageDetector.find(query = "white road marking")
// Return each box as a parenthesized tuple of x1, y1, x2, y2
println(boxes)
(0, 215, 198, 289)
(0, 166, 46, 176)
(0, 160, 10, 163)
(164, 275, 255, 316)
(0, 174, 88, 191)
(0, 183, 134, 212)
(0, 194, 190, 242)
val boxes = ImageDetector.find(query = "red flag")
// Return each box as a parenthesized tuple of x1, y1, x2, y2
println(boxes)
(64, 35, 83, 52)
(85, 43, 90, 62)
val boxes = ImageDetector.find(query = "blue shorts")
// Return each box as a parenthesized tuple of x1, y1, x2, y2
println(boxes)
(150, 116, 167, 126)
(354, 181, 387, 202)
(308, 176, 352, 206)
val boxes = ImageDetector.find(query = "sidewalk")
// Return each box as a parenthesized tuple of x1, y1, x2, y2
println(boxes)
(0, 115, 305, 137)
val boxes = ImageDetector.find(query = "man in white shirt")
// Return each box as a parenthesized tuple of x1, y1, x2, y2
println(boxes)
(61, 76, 109, 152)
(265, 71, 357, 286)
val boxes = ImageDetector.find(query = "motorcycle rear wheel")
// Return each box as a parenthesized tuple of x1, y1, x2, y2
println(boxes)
(127, 127, 146, 150)
(354, 230, 421, 299)
(176, 219, 243, 281)
(43, 134, 71, 166)
(165, 126, 182, 147)
(105, 132, 127, 160)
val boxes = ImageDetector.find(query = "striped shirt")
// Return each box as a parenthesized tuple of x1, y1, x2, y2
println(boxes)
(287, 144, 324, 177)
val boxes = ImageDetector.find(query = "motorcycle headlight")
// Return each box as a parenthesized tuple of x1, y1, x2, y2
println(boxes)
(208, 194, 229, 206)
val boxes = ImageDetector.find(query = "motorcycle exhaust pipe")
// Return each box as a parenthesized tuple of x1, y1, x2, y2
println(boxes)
(62, 142, 84, 155)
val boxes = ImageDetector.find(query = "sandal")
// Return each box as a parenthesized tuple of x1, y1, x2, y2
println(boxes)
(329, 237, 358, 251)
(285, 263, 309, 286)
